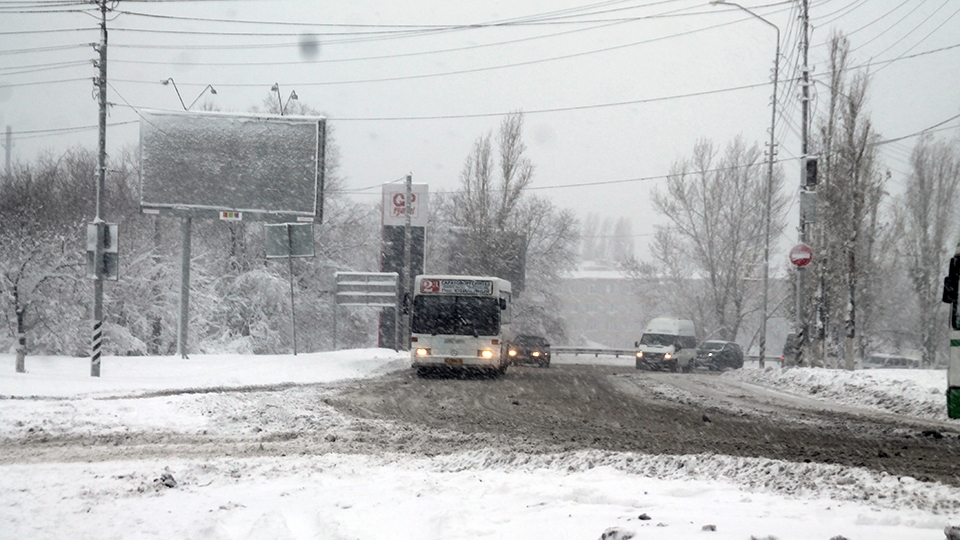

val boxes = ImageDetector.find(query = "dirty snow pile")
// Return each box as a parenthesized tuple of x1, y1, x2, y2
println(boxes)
(1, 351, 959, 540)
(726, 365, 948, 420)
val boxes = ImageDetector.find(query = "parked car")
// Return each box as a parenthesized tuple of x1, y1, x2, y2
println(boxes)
(507, 335, 551, 367)
(862, 353, 920, 369)
(694, 341, 744, 370)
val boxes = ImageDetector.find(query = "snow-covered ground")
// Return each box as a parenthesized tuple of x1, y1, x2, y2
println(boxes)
(2, 350, 959, 539)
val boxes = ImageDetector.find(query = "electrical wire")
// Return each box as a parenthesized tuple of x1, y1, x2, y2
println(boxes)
(0, 76, 90, 88)
(870, 4, 960, 75)
(842, 0, 930, 52)
(106, 15, 774, 88)
(0, 58, 90, 73)
(865, 0, 950, 60)
(0, 26, 97, 35)
(108, 0, 692, 30)
(108, 21, 631, 68)
(0, 43, 93, 55)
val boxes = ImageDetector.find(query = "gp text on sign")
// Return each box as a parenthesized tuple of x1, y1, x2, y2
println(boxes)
(382, 183, 429, 227)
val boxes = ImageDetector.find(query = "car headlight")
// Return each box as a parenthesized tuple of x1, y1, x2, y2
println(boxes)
(508, 349, 517, 357)
(415, 348, 430, 356)
(532, 351, 540, 357)
(480, 349, 494, 359)
(664, 353, 672, 359)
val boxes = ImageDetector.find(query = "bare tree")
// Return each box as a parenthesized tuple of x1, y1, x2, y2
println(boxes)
(433, 112, 579, 343)
(900, 136, 960, 366)
(642, 136, 787, 342)
(808, 31, 887, 369)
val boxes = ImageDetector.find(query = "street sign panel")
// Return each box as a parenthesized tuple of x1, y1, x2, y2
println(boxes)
(265, 223, 315, 258)
(382, 183, 428, 227)
(335, 272, 399, 307)
(789, 243, 814, 268)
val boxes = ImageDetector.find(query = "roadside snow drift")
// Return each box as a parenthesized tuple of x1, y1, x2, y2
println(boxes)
(1, 351, 959, 539)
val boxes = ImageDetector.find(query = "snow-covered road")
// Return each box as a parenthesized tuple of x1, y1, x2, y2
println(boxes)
(1, 350, 958, 539)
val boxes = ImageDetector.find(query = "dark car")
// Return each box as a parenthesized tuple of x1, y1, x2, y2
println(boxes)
(507, 335, 551, 367)
(694, 341, 744, 370)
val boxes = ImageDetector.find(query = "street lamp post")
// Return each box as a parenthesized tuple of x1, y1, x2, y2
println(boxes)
(161, 78, 217, 111)
(271, 83, 298, 115)
(710, 0, 780, 369)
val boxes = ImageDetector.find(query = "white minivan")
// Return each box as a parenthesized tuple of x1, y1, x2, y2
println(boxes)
(635, 317, 697, 372)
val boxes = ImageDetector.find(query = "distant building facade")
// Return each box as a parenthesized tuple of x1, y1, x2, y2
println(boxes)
(560, 262, 645, 348)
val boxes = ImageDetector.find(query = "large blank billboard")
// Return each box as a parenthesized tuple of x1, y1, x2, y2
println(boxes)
(140, 110, 325, 222)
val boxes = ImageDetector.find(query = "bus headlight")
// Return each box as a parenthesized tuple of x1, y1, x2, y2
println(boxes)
(636, 351, 644, 359)
(532, 351, 540, 357)
(664, 353, 672, 359)
(415, 348, 430, 357)
(480, 349, 494, 359)
(508, 349, 517, 357)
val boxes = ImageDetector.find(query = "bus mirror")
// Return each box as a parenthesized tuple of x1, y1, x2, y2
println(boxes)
(943, 255, 960, 304)
(499, 298, 507, 310)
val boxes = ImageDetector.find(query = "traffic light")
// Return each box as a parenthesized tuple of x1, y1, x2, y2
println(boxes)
(804, 156, 818, 188)
(85, 222, 119, 281)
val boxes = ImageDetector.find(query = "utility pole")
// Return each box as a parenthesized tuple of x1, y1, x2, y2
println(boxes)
(796, 0, 811, 366)
(91, 0, 108, 377)
(400, 174, 413, 350)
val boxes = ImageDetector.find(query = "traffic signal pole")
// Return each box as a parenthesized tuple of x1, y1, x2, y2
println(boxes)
(91, 0, 108, 377)
(796, 0, 811, 367)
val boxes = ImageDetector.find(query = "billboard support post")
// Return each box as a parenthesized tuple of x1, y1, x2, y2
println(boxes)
(177, 217, 192, 359)
(287, 225, 298, 355)
(265, 222, 314, 354)
(140, 111, 325, 359)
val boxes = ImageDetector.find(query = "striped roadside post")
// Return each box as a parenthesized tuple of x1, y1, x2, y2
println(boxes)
(92, 319, 103, 376)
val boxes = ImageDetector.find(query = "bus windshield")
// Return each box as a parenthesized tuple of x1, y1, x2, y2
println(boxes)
(412, 295, 500, 337)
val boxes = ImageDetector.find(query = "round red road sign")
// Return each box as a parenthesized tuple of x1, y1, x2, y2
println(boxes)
(789, 243, 814, 267)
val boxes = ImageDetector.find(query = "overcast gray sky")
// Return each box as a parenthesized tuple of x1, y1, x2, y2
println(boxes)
(2, 0, 959, 263)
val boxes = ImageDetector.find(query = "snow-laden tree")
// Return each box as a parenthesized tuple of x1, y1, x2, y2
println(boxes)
(629, 136, 787, 343)
(807, 31, 887, 369)
(0, 149, 93, 363)
(431, 112, 579, 343)
(896, 136, 960, 366)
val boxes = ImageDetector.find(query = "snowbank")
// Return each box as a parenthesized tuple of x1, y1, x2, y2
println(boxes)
(2, 350, 959, 539)
(0, 348, 409, 398)
(726, 365, 948, 421)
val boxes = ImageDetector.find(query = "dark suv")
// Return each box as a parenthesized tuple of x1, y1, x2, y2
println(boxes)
(507, 335, 551, 368)
(694, 341, 744, 370)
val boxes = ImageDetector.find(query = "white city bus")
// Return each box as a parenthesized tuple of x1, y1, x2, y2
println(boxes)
(410, 275, 512, 376)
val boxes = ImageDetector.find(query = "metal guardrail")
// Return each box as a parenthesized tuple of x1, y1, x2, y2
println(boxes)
(552, 347, 636, 358)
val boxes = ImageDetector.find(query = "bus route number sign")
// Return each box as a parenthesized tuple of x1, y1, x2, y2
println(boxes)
(421, 279, 493, 295)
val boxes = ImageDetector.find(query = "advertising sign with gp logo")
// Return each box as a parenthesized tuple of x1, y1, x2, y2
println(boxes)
(382, 183, 429, 227)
